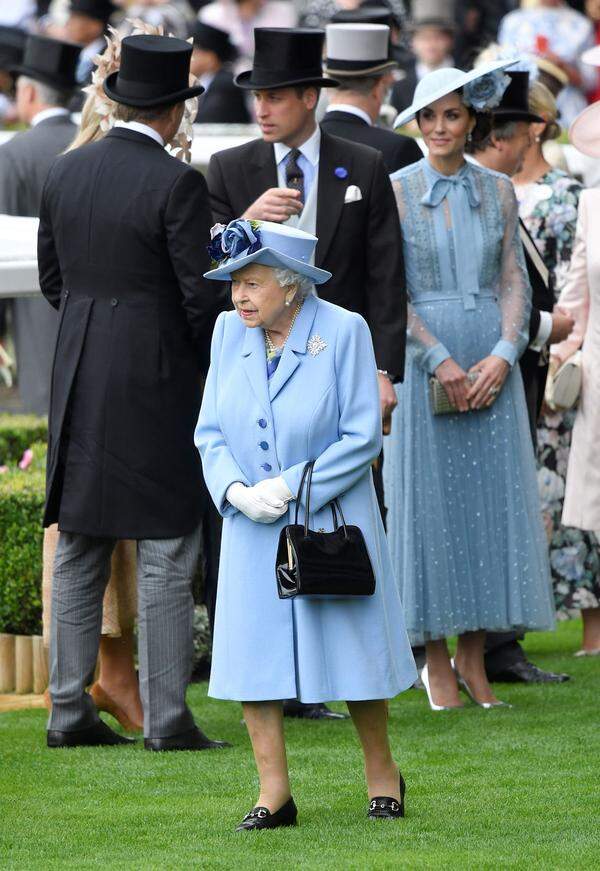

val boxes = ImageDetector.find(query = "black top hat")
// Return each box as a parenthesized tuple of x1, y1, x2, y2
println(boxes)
(191, 22, 238, 64)
(104, 34, 205, 108)
(492, 71, 544, 124)
(11, 34, 81, 91)
(69, 0, 116, 23)
(0, 26, 27, 71)
(235, 28, 339, 90)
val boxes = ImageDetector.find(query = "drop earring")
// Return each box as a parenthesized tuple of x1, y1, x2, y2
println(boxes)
(467, 132, 473, 143)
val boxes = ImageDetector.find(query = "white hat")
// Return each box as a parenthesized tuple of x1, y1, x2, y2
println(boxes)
(325, 23, 396, 77)
(393, 58, 516, 128)
(582, 45, 600, 67)
(569, 101, 600, 159)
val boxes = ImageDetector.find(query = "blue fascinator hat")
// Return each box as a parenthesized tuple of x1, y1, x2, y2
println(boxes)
(393, 58, 518, 128)
(204, 219, 332, 285)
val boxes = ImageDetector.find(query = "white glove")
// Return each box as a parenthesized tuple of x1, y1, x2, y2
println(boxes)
(226, 482, 288, 524)
(250, 476, 293, 509)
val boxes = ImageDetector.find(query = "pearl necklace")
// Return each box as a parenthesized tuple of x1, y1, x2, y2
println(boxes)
(264, 301, 303, 355)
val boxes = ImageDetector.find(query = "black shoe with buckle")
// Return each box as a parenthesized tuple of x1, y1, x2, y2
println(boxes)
(235, 797, 298, 832)
(368, 773, 406, 820)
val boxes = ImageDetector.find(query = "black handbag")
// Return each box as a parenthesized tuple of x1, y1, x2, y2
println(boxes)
(276, 461, 376, 599)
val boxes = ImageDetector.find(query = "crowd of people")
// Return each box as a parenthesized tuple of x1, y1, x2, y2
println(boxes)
(0, 0, 598, 835)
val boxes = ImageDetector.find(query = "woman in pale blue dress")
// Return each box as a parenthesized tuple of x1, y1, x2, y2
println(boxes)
(385, 65, 555, 710)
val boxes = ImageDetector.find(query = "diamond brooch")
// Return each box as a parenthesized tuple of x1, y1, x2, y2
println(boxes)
(307, 334, 327, 357)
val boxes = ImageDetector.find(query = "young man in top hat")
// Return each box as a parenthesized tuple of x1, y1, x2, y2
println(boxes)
(39, 34, 227, 750)
(466, 70, 572, 686)
(66, 0, 116, 87)
(0, 34, 80, 415)
(191, 22, 250, 124)
(207, 26, 407, 721)
(390, 0, 456, 116)
(322, 22, 422, 174)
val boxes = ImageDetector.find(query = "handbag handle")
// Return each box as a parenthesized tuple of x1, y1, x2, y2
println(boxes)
(294, 460, 348, 538)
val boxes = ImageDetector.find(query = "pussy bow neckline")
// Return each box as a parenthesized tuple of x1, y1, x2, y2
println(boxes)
(421, 159, 481, 209)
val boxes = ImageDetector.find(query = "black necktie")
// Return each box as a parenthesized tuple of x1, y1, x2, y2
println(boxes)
(285, 148, 305, 208)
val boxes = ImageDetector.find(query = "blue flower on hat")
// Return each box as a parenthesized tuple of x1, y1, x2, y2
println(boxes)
(221, 219, 262, 259)
(463, 69, 511, 111)
(334, 166, 348, 179)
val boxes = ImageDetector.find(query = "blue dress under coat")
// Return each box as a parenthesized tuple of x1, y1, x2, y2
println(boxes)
(384, 158, 555, 645)
(195, 294, 417, 702)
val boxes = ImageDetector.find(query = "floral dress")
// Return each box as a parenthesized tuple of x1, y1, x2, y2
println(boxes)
(515, 169, 600, 618)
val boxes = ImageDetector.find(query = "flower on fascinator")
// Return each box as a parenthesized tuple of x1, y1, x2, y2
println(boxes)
(463, 69, 511, 111)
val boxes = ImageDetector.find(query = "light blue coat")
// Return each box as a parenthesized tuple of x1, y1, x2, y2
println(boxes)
(195, 294, 416, 702)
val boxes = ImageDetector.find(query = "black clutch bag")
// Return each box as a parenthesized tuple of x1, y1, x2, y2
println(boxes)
(276, 461, 376, 600)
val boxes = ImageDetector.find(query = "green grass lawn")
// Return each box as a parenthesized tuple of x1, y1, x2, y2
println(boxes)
(1, 619, 598, 870)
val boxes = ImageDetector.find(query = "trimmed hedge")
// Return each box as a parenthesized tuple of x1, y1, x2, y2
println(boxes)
(0, 414, 48, 464)
(0, 441, 46, 635)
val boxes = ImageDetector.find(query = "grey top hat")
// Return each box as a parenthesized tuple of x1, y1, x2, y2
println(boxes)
(325, 24, 397, 77)
(410, 0, 456, 32)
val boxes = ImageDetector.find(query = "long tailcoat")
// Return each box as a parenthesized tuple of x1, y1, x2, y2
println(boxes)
(38, 128, 222, 539)
(195, 68, 251, 124)
(320, 110, 422, 174)
(520, 219, 554, 441)
(207, 129, 407, 380)
(0, 115, 76, 414)
(195, 295, 417, 701)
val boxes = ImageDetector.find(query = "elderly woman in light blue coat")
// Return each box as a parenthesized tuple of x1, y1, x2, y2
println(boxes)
(195, 219, 416, 833)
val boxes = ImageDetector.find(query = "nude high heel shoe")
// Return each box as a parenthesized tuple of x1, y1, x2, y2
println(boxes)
(90, 683, 143, 733)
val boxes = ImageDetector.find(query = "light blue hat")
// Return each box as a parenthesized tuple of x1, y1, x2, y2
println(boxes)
(393, 58, 517, 128)
(204, 219, 332, 285)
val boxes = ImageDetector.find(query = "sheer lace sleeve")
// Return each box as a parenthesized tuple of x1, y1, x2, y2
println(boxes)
(392, 179, 451, 374)
(492, 178, 532, 367)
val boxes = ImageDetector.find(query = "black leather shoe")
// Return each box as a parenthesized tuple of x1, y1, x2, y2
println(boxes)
(282, 700, 349, 720)
(489, 661, 570, 684)
(47, 720, 136, 748)
(368, 773, 406, 820)
(236, 797, 298, 832)
(144, 725, 231, 751)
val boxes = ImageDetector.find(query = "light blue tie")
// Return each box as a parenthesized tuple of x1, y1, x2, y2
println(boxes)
(420, 172, 481, 209)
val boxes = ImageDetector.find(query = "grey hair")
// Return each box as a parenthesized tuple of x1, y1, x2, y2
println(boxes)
(19, 75, 72, 109)
(468, 119, 519, 154)
(274, 267, 315, 300)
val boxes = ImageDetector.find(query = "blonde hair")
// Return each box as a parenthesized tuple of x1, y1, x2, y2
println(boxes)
(529, 80, 561, 142)
(65, 92, 105, 152)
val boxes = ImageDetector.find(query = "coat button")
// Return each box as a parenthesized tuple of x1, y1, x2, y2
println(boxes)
(261, 463, 272, 472)
(258, 419, 267, 429)
(259, 441, 269, 451)
(110, 298, 118, 307)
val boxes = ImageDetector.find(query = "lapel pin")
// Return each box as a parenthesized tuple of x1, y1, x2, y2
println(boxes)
(334, 166, 348, 179)
(307, 334, 327, 357)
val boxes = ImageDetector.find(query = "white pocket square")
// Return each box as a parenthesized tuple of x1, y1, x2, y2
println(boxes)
(344, 184, 362, 204)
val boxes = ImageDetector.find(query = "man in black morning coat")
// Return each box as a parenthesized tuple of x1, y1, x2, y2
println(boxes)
(320, 20, 422, 174)
(206, 26, 407, 720)
(38, 35, 227, 751)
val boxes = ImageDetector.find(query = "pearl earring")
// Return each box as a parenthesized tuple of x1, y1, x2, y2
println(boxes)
(467, 132, 473, 143)
(535, 135, 541, 143)
(285, 299, 291, 307)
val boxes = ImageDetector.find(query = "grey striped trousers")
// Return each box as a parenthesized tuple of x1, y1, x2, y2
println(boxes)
(48, 526, 201, 738)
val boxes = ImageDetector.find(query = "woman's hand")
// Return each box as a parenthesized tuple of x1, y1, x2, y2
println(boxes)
(226, 482, 288, 523)
(434, 358, 470, 412)
(467, 355, 510, 410)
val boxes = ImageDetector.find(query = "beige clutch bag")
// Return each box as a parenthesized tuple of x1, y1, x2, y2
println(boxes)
(429, 372, 480, 415)
(545, 351, 583, 412)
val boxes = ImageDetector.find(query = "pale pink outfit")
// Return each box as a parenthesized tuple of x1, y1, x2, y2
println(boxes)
(199, 0, 297, 71)
(551, 189, 600, 532)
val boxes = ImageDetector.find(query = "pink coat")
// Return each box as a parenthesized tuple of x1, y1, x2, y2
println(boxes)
(552, 189, 600, 531)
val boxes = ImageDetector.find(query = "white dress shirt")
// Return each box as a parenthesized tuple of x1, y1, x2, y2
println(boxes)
(274, 124, 321, 198)
(325, 103, 372, 126)
(113, 120, 165, 147)
(31, 108, 71, 127)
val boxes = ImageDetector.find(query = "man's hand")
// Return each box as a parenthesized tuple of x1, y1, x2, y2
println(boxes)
(434, 358, 470, 412)
(378, 373, 397, 433)
(243, 188, 303, 222)
(549, 307, 575, 344)
(467, 355, 510, 410)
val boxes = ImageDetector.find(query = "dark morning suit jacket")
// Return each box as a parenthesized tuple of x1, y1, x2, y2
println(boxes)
(207, 129, 407, 380)
(0, 114, 76, 415)
(38, 127, 223, 539)
(195, 69, 251, 124)
(390, 60, 418, 116)
(520, 218, 554, 443)
(319, 110, 423, 174)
